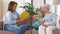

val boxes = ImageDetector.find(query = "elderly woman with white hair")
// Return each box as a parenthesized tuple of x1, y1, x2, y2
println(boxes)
(38, 5, 57, 34)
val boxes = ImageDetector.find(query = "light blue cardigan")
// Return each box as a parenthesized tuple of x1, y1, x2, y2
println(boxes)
(4, 11, 19, 25)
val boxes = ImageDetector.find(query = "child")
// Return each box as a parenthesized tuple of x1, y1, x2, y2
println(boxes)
(32, 10, 44, 30)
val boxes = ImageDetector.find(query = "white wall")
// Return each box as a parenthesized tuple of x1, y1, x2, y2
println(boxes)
(33, 0, 44, 8)
(15, 0, 31, 15)
(0, 0, 3, 20)
(2, 0, 31, 15)
(56, 5, 60, 29)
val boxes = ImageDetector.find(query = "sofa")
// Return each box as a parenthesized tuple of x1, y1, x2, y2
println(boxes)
(0, 15, 60, 34)
(0, 15, 32, 34)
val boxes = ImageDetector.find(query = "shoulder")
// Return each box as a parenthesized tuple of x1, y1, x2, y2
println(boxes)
(15, 11, 19, 16)
(15, 11, 19, 14)
(6, 11, 12, 16)
(6, 11, 12, 14)
(39, 18, 44, 21)
(51, 13, 56, 16)
(50, 13, 57, 17)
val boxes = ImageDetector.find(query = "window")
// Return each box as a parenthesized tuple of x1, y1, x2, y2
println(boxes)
(57, 5, 60, 15)
(33, 0, 44, 8)
(15, 0, 31, 15)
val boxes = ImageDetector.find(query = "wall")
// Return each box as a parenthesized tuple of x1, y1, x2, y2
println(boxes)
(0, 0, 3, 20)
(56, 5, 60, 29)
(33, 0, 44, 8)
(2, 0, 31, 15)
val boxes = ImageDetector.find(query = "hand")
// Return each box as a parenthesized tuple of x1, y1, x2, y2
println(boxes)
(16, 19, 23, 24)
(33, 16, 36, 19)
(43, 24, 49, 27)
(41, 22, 44, 25)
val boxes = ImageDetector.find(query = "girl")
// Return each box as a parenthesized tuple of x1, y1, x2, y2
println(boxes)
(32, 10, 44, 30)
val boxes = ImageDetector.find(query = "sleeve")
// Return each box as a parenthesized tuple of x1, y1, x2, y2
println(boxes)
(5, 12, 16, 24)
(16, 12, 19, 17)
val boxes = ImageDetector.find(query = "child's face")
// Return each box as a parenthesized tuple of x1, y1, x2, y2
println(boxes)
(38, 12, 43, 18)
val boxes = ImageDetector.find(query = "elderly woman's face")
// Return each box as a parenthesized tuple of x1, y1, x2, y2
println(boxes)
(43, 7, 49, 13)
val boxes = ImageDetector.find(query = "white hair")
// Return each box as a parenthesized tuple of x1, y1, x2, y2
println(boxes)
(43, 4, 50, 10)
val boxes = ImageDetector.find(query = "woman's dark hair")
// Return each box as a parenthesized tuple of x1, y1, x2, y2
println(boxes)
(8, 1, 17, 12)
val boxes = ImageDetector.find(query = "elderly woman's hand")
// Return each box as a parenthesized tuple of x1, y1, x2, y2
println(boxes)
(41, 22, 44, 25)
(43, 23, 50, 27)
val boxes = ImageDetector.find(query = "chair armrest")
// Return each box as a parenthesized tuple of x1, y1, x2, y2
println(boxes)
(0, 20, 3, 30)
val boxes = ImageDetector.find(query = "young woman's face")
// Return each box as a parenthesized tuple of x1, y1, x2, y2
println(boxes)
(13, 4, 17, 12)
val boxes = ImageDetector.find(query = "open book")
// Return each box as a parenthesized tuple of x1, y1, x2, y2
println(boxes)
(19, 11, 29, 20)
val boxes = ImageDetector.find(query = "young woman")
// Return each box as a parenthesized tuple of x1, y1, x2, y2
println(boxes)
(38, 5, 57, 34)
(4, 1, 27, 34)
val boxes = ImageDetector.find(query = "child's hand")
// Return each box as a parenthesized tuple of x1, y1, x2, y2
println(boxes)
(41, 22, 44, 25)
(35, 17, 39, 20)
(33, 15, 36, 18)
(41, 22, 49, 27)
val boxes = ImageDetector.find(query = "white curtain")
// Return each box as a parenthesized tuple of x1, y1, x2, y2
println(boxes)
(15, 0, 31, 15)
(33, 0, 44, 8)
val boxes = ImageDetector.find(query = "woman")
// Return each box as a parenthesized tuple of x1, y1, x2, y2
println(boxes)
(4, 1, 27, 34)
(38, 5, 57, 34)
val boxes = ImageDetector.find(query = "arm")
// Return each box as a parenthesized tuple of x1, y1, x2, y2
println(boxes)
(49, 14, 57, 26)
(41, 22, 44, 25)
(44, 13, 57, 26)
(16, 12, 25, 24)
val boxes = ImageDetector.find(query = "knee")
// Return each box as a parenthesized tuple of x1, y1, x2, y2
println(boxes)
(46, 26, 52, 31)
(39, 25, 45, 30)
(20, 24, 27, 29)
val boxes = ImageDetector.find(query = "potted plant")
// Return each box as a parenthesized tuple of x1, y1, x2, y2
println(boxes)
(19, 3, 42, 25)
(19, 3, 36, 16)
